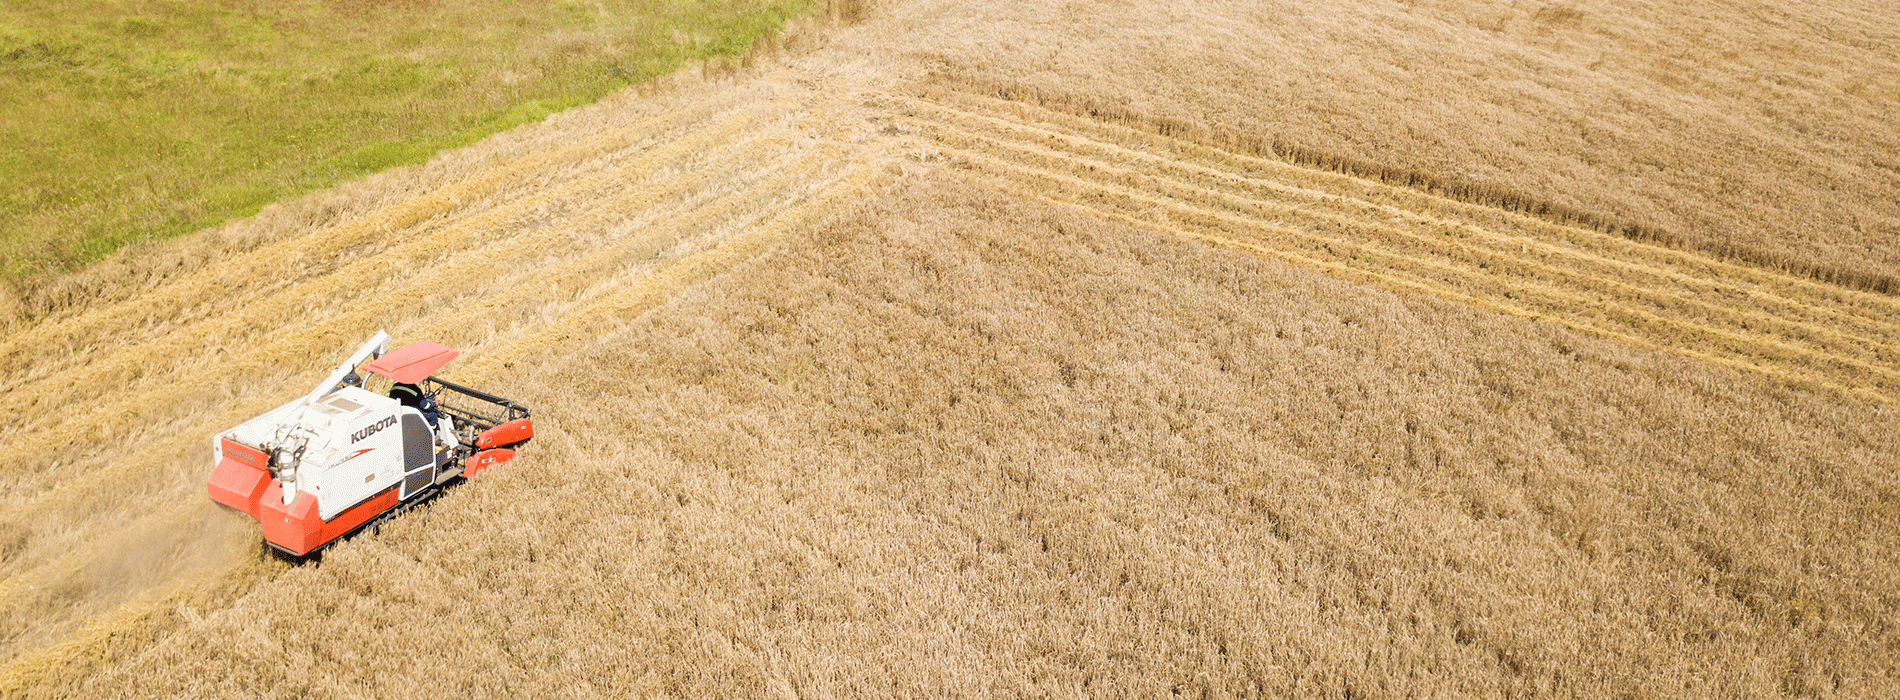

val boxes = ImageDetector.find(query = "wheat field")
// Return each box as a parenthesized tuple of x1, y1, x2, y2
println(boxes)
(3, 0, 1897, 697)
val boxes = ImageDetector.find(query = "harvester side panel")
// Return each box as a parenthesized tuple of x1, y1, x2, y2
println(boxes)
(313, 398, 406, 522)
(399, 411, 435, 499)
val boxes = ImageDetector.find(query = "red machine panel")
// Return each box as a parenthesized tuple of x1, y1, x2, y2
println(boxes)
(476, 418, 534, 449)
(362, 342, 459, 384)
(465, 448, 515, 478)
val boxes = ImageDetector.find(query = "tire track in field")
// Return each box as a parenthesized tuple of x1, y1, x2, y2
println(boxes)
(0, 536, 281, 695)
(944, 160, 1899, 402)
(889, 87, 1900, 403)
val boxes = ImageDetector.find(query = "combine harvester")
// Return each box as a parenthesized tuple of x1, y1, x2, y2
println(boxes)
(206, 331, 533, 557)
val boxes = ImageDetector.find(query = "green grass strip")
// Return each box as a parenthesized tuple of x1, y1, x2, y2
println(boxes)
(0, 0, 816, 280)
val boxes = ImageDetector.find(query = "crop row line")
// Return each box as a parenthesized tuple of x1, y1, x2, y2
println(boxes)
(0, 90, 761, 389)
(898, 97, 1895, 402)
(0, 126, 854, 678)
(0, 124, 820, 512)
(959, 166, 1887, 404)
(907, 87, 1900, 321)
(903, 116, 1900, 379)
(0, 107, 778, 454)
(900, 96, 1900, 352)
(0, 145, 837, 651)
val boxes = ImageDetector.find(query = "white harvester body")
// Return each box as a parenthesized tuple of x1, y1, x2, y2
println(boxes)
(227, 386, 410, 518)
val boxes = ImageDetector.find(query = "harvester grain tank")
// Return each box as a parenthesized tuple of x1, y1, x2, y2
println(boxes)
(206, 331, 533, 556)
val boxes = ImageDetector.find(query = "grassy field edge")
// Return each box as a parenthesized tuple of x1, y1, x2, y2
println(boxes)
(0, 0, 856, 314)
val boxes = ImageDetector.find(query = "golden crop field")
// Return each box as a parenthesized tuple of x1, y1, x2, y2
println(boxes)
(3, 0, 1897, 697)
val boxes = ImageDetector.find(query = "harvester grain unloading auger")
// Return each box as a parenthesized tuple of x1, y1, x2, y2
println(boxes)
(206, 331, 533, 557)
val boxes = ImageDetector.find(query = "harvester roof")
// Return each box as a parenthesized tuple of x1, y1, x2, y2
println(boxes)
(361, 341, 459, 383)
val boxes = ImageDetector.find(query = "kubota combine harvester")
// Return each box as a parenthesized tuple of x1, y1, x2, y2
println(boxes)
(207, 331, 533, 557)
